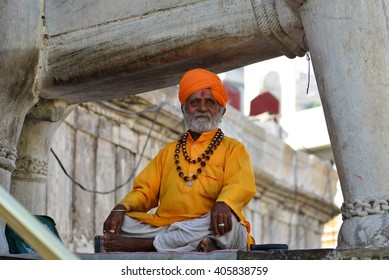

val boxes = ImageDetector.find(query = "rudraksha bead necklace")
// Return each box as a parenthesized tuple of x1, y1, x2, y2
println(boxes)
(174, 129, 224, 187)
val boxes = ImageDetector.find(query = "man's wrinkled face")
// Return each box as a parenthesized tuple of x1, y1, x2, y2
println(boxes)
(182, 89, 225, 133)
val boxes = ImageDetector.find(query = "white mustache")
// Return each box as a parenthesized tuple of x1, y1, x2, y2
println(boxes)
(194, 112, 211, 119)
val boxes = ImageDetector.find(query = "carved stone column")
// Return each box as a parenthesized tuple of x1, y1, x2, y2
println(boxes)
(296, 0, 389, 248)
(0, 1, 44, 253)
(10, 100, 76, 214)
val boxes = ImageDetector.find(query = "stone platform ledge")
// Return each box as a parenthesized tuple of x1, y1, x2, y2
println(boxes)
(0, 249, 239, 260)
(239, 248, 389, 260)
(2, 248, 389, 260)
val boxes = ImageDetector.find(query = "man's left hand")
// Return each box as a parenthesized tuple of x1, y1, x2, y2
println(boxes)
(210, 202, 232, 237)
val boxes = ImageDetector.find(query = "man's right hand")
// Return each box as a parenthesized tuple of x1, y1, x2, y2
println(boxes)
(103, 205, 127, 234)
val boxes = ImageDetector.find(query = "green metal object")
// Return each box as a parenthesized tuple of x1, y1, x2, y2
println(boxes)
(0, 185, 78, 260)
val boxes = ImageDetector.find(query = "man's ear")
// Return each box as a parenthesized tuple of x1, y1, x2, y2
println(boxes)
(222, 107, 226, 115)
(181, 105, 185, 114)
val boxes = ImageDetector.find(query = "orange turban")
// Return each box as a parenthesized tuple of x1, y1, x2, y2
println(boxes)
(178, 68, 228, 107)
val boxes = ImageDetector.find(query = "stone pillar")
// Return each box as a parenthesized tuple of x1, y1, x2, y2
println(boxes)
(10, 100, 76, 214)
(0, 1, 44, 253)
(296, 0, 389, 248)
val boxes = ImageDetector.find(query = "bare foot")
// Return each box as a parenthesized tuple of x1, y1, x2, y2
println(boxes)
(103, 233, 155, 252)
(197, 237, 218, 252)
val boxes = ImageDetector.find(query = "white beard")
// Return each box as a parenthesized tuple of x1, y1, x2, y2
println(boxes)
(182, 107, 224, 133)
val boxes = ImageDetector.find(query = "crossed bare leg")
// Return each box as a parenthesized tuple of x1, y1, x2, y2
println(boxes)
(103, 233, 156, 252)
(103, 233, 219, 252)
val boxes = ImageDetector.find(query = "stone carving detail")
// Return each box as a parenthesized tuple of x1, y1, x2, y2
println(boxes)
(0, 145, 18, 172)
(341, 197, 389, 220)
(251, 0, 306, 58)
(13, 156, 48, 182)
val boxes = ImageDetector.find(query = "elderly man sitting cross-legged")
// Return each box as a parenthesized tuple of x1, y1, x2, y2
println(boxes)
(103, 68, 256, 252)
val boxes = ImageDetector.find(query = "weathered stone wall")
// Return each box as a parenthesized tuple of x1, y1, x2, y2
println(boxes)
(45, 87, 338, 253)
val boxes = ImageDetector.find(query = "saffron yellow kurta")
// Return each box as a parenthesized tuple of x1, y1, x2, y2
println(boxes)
(118, 128, 256, 244)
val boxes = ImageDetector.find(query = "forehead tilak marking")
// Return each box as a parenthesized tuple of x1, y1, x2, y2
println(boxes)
(200, 90, 208, 97)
